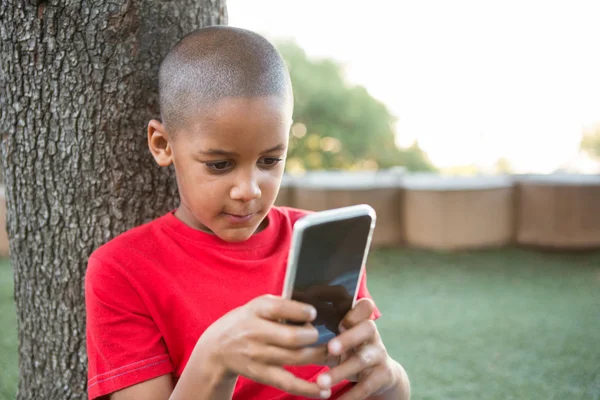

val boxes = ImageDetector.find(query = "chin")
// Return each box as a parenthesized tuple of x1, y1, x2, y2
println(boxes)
(217, 228, 256, 243)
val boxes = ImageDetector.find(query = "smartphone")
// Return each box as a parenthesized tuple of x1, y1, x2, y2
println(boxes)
(281, 204, 376, 346)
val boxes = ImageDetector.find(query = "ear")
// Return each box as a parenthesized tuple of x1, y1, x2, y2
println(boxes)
(148, 119, 173, 167)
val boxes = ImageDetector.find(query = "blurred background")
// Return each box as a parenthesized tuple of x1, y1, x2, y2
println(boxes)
(1, 1, 599, 399)
(224, 1, 600, 399)
(228, 0, 600, 176)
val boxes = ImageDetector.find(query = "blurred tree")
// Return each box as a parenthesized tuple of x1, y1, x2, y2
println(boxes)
(580, 123, 600, 160)
(440, 164, 481, 176)
(276, 40, 436, 173)
(494, 157, 513, 174)
(0, 1, 225, 399)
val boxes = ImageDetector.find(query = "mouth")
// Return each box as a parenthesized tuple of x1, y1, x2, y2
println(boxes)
(222, 211, 259, 224)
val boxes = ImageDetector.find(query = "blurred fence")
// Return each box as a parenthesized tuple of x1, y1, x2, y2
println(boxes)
(276, 169, 600, 251)
(1, 170, 599, 257)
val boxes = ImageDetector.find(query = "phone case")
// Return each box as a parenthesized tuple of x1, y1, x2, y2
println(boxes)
(281, 203, 377, 309)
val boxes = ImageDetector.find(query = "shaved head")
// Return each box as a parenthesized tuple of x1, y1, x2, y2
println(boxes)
(158, 25, 293, 134)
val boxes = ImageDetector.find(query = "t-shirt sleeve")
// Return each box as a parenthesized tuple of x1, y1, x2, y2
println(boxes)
(85, 255, 173, 399)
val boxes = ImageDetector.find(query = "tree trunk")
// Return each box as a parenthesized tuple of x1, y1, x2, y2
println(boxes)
(0, 1, 227, 398)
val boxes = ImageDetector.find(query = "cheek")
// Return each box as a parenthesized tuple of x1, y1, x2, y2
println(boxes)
(179, 165, 228, 199)
(188, 181, 226, 214)
(259, 170, 283, 194)
(173, 157, 198, 186)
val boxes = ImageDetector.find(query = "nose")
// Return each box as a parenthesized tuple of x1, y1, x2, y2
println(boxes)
(230, 172, 261, 202)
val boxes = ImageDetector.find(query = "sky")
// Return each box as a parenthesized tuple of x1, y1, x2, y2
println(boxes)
(226, 0, 600, 173)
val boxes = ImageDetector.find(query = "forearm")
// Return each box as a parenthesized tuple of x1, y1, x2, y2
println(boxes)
(169, 345, 237, 400)
(368, 358, 410, 400)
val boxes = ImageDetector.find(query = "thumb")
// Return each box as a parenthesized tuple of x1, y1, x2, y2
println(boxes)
(339, 297, 375, 332)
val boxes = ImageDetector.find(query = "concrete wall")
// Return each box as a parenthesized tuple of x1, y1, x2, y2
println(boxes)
(401, 175, 514, 251)
(275, 171, 600, 251)
(514, 174, 600, 249)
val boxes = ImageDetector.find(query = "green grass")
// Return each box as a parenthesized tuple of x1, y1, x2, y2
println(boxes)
(0, 259, 17, 400)
(0, 249, 599, 399)
(368, 248, 600, 400)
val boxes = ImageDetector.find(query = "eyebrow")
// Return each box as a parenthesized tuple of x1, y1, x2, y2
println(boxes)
(199, 143, 287, 157)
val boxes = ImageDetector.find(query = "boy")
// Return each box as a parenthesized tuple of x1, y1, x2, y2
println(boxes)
(85, 25, 410, 400)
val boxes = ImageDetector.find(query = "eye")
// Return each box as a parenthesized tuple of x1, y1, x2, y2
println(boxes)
(259, 157, 283, 168)
(205, 161, 233, 172)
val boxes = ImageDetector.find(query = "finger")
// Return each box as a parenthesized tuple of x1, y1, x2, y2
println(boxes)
(336, 367, 391, 400)
(261, 319, 320, 348)
(258, 344, 330, 366)
(324, 352, 341, 368)
(339, 297, 375, 331)
(247, 363, 332, 399)
(253, 294, 317, 323)
(328, 319, 379, 356)
(316, 344, 384, 389)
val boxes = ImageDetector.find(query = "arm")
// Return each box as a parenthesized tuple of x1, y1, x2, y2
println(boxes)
(106, 358, 238, 400)
(314, 299, 411, 400)
(107, 375, 173, 400)
(106, 295, 329, 400)
(367, 358, 410, 400)
(168, 341, 238, 400)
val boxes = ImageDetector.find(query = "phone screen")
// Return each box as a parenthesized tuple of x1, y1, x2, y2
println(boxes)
(290, 214, 373, 345)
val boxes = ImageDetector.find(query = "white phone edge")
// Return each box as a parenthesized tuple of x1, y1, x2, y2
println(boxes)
(280, 204, 377, 311)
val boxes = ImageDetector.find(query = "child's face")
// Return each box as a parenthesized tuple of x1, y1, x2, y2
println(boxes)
(149, 96, 292, 242)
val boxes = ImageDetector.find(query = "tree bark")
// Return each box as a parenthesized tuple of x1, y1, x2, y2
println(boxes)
(0, 1, 227, 398)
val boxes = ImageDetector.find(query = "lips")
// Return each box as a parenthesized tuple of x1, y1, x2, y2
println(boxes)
(222, 211, 259, 224)
(224, 211, 256, 218)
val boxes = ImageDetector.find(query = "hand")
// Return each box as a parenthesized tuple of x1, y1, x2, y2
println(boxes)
(195, 294, 332, 399)
(315, 299, 400, 399)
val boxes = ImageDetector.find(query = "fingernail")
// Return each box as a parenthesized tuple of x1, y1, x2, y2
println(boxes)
(307, 306, 317, 320)
(329, 340, 342, 355)
(317, 373, 331, 388)
(320, 389, 331, 399)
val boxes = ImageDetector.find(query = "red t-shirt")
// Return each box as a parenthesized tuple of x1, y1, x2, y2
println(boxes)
(85, 206, 381, 399)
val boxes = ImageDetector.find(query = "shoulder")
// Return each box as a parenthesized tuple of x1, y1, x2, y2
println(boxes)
(86, 213, 171, 283)
(91, 213, 169, 259)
